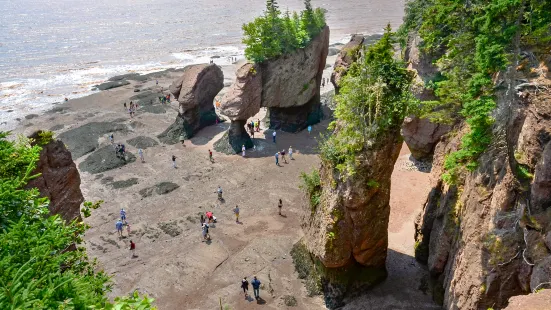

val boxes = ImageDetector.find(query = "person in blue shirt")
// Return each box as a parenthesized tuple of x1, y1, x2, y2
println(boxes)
(251, 276, 261, 300)
(120, 208, 126, 222)
(116, 220, 124, 237)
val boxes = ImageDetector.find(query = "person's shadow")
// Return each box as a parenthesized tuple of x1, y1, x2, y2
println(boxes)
(256, 297, 266, 305)
(279, 214, 287, 218)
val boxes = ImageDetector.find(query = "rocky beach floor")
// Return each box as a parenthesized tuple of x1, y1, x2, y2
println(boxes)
(12, 57, 440, 309)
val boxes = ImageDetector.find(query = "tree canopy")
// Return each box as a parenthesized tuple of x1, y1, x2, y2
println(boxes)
(398, 0, 551, 183)
(242, 0, 326, 63)
(321, 26, 415, 177)
(0, 132, 155, 309)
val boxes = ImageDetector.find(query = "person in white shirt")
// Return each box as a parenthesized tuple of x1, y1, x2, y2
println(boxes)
(288, 146, 293, 160)
(272, 131, 276, 143)
(242, 145, 246, 157)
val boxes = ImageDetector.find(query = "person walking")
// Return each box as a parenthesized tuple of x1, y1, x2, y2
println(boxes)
(278, 199, 283, 216)
(209, 149, 214, 163)
(251, 276, 261, 300)
(233, 205, 240, 223)
(255, 119, 260, 132)
(123, 102, 127, 111)
(172, 155, 177, 169)
(241, 277, 249, 298)
(281, 149, 287, 164)
(308, 125, 312, 135)
(126, 223, 131, 236)
(138, 148, 144, 163)
(242, 145, 246, 157)
(116, 219, 124, 237)
(275, 152, 280, 166)
(109, 133, 114, 144)
(272, 131, 276, 143)
(289, 146, 293, 160)
(120, 208, 127, 222)
(129, 240, 136, 257)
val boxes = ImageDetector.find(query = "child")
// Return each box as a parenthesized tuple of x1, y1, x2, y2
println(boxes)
(129, 240, 136, 257)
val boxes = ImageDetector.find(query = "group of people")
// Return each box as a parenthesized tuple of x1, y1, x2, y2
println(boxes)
(241, 276, 262, 300)
(321, 77, 329, 88)
(275, 146, 293, 166)
(122, 101, 138, 118)
(115, 209, 136, 258)
(247, 119, 260, 138)
(159, 94, 171, 104)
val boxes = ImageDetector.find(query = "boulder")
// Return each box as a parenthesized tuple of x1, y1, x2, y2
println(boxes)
(160, 64, 224, 143)
(330, 34, 364, 94)
(504, 289, 551, 310)
(401, 116, 451, 160)
(26, 132, 84, 223)
(78, 145, 136, 174)
(58, 121, 129, 158)
(126, 136, 159, 149)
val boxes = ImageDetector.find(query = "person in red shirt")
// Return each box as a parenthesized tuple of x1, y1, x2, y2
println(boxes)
(129, 240, 136, 257)
(209, 149, 214, 163)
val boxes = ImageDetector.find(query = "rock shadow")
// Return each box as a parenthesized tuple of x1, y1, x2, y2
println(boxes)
(190, 122, 229, 145)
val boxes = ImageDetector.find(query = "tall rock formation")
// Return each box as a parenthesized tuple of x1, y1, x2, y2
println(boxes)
(158, 64, 223, 144)
(26, 131, 84, 222)
(216, 26, 329, 153)
(300, 130, 403, 308)
(414, 48, 551, 309)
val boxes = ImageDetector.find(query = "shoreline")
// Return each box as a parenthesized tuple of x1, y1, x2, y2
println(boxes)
(0, 31, 362, 132)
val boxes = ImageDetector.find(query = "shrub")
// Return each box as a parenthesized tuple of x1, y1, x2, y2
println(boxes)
(299, 169, 321, 209)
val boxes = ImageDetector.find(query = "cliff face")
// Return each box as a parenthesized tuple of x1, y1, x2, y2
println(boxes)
(218, 26, 329, 151)
(415, 49, 551, 309)
(27, 132, 84, 222)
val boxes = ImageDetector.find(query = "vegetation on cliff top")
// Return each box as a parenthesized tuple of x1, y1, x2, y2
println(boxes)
(398, 0, 551, 184)
(242, 0, 326, 63)
(320, 25, 415, 177)
(0, 132, 155, 309)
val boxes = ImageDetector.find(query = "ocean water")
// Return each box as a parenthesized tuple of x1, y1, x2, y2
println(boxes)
(0, 0, 404, 129)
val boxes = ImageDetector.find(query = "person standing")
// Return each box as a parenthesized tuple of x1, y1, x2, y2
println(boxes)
(233, 205, 240, 223)
(202, 222, 210, 241)
(156, 80, 158, 86)
(116, 219, 124, 237)
(209, 149, 214, 163)
(172, 155, 177, 169)
(241, 277, 249, 298)
(126, 223, 131, 236)
(275, 152, 280, 166)
(109, 133, 114, 144)
(272, 131, 276, 143)
(308, 125, 312, 135)
(120, 208, 127, 222)
(138, 148, 144, 163)
(281, 149, 287, 164)
(123, 102, 127, 111)
(251, 276, 261, 300)
(242, 145, 246, 157)
(278, 199, 283, 216)
(200, 214, 205, 224)
(289, 146, 293, 160)
(129, 240, 136, 257)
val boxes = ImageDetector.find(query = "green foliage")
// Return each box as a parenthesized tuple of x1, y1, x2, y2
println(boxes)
(82, 200, 104, 218)
(399, 0, 551, 184)
(242, 0, 326, 62)
(299, 169, 321, 209)
(0, 132, 155, 309)
(320, 26, 415, 176)
(37, 131, 54, 146)
(516, 164, 534, 180)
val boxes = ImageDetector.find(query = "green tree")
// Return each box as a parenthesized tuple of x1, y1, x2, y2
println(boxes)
(321, 26, 415, 176)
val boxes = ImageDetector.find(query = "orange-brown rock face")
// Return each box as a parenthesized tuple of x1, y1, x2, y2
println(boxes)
(302, 130, 402, 307)
(27, 132, 84, 222)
